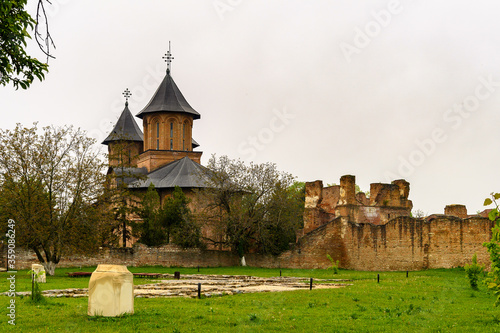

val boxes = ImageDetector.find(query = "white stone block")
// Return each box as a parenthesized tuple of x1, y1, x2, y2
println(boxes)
(31, 264, 46, 283)
(88, 265, 134, 317)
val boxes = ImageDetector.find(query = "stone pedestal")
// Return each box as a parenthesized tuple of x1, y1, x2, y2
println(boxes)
(31, 264, 46, 283)
(88, 265, 134, 317)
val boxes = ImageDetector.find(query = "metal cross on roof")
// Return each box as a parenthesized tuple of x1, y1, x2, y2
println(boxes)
(122, 88, 132, 105)
(162, 41, 174, 74)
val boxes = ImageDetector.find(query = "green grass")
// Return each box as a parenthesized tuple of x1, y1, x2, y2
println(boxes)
(1, 267, 500, 332)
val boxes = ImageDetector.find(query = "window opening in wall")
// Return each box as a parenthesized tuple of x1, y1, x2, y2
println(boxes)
(156, 122, 160, 150)
(182, 123, 186, 151)
(169, 122, 174, 150)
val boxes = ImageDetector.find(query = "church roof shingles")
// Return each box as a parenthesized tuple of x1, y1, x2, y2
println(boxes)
(136, 72, 200, 120)
(102, 103, 144, 144)
(131, 156, 210, 189)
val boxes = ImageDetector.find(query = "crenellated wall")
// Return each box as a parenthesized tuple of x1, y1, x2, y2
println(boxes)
(302, 175, 413, 234)
(292, 175, 494, 270)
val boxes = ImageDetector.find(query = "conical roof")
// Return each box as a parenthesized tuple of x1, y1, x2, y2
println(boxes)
(102, 103, 144, 144)
(136, 71, 201, 120)
(131, 156, 210, 189)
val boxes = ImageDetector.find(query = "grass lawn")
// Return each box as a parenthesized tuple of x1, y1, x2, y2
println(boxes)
(1, 266, 500, 332)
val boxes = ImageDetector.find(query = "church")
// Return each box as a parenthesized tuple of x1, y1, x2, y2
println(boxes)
(102, 47, 213, 246)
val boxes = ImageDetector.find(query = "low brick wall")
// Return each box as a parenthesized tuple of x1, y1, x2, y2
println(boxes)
(11, 244, 239, 270)
(7, 216, 494, 272)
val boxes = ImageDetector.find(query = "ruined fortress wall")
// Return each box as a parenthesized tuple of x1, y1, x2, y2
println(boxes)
(246, 219, 348, 270)
(425, 217, 493, 269)
(347, 216, 493, 270)
(279, 216, 494, 271)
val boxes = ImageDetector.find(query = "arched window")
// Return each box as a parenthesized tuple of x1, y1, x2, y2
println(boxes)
(155, 122, 160, 150)
(182, 123, 186, 151)
(170, 122, 174, 150)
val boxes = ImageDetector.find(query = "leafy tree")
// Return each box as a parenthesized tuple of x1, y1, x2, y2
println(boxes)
(257, 180, 304, 255)
(104, 140, 145, 247)
(199, 155, 304, 256)
(132, 185, 201, 248)
(483, 192, 500, 304)
(0, 0, 54, 89)
(165, 187, 203, 249)
(132, 184, 165, 247)
(0, 123, 106, 275)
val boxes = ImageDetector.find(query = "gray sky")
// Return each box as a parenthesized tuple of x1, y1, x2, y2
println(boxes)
(1, 0, 499, 215)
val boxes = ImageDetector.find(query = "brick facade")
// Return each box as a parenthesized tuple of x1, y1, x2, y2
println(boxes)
(138, 113, 199, 172)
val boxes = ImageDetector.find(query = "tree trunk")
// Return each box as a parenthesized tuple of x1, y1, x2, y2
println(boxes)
(122, 219, 127, 247)
(42, 261, 56, 276)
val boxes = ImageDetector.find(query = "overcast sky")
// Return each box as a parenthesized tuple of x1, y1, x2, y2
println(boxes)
(1, 0, 499, 215)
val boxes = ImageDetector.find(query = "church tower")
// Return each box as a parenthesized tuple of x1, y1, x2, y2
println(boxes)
(102, 88, 144, 168)
(136, 45, 202, 172)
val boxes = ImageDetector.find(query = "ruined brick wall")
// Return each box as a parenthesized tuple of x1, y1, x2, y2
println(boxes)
(303, 176, 413, 232)
(350, 216, 493, 270)
(275, 216, 494, 271)
(295, 175, 494, 271)
(13, 244, 239, 270)
(444, 204, 468, 219)
(245, 217, 348, 269)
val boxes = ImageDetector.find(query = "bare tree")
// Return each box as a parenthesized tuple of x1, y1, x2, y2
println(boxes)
(0, 123, 106, 275)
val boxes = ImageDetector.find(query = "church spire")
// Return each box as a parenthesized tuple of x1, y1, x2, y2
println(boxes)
(136, 46, 200, 120)
(162, 41, 174, 74)
(102, 89, 144, 145)
(122, 88, 131, 106)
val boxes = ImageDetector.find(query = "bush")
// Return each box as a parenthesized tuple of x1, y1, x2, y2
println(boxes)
(465, 253, 484, 290)
(29, 270, 45, 304)
(326, 254, 340, 274)
(483, 194, 500, 305)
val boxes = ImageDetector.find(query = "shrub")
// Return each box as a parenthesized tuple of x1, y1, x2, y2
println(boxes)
(326, 254, 340, 274)
(29, 270, 45, 304)
(465, 253, 484, 290)
(483, 193, 500, 304)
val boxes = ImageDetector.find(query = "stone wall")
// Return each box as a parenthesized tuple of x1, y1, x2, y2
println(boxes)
(272, 215, 494, 271)
(9, 244, 239, 270)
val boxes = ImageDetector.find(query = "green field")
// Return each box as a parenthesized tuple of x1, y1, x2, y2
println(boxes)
(1, 266, 499, 332)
